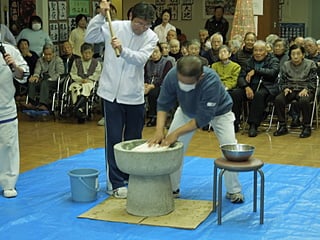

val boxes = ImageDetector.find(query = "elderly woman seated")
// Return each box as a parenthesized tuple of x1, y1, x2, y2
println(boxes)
(273, 44, 318, 138)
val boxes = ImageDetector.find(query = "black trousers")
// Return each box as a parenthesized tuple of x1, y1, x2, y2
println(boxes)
(274, 91, 313, 125)
(103, 99, 145, 190)
(231, 87, 273, 127)
(146, 86, 160, 117)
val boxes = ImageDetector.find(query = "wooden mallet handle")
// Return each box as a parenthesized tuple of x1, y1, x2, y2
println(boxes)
(104, 1, 120, 57)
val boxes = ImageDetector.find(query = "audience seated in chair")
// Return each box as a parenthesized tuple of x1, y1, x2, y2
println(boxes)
(60, 41, 80, 76)
(144, 42, 173, 127)
(159, 42, 176, 66)
(169, 39, 183, 61)
(198, 29, 210, 57)
(203, 32, 223, 66)
(211, 45, 241, 132)
(166, 29, 177, 43)
(16, 38, 39, 101)
(273, 38, 289, 67)
(232, 40, 280, 137)
(21, 43, 64, 112)
(186, 39, 209, 66)
(304, 37, 320, 68)
(69, 42, 102, 123)
(233, 32, 257, 70)
(228, 38, 241, 62)
(273, 44, 318, 138)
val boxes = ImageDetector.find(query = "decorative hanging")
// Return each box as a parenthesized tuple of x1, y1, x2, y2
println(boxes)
(230, 0, 256, 40)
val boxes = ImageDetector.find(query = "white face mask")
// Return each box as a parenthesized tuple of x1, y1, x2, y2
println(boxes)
(178, 81, 196, 92)
(32, 23, 41, 31)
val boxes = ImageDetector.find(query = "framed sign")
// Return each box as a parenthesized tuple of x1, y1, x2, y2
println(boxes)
(167, 4, 179, 20)
(69, 0, 90, 16)
(181, 4, 192, 20)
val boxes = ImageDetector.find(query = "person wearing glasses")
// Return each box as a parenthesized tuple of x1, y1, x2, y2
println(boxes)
(85, 1, 158, 199)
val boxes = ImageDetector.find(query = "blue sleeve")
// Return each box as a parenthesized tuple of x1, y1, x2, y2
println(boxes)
(157, 68, 178, 112)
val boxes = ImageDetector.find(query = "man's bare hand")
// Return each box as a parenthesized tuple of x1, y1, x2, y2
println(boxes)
(147, 130, 166, 146)
(245, 86, 254, 99)
(299, 89, 309, 97)
(29, 76, 39, 83)
(111, 37, 122, 53)
(245, 70, 255, 83)
(284, 88, 292, 96)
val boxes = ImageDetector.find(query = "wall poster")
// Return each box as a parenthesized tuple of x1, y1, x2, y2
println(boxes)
(68, 0, 90, 17)
(181, 4, 192, 20)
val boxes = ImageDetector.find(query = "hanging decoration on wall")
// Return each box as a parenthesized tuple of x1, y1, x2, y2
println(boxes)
(154, 0, 195, 21)
(68, 0, 90, 16)
(8, 0, 36, 36)
(181, 5, 192, 20)
(230, 0, 256, 39)
(167, 4, 179, 20)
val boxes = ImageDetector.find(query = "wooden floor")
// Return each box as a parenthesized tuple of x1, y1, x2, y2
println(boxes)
(18, 113, 320, 173)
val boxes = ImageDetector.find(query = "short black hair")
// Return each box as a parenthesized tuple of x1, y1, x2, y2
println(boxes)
(288, 44, 305, 59)
(161, 9, 172, 19)
(244, 31, 257, 41)
(177, 56, 204, 78)
(17, 38, 30, 48)
(75, 14, 87, 25)
(215, 5, 224, 12)
(81, 43, 94, 53)
(131, 2, 155, 21)
(28, 16, 43, 29)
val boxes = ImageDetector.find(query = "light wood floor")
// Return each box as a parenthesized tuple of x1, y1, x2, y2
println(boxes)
(18, 113, 320, 173)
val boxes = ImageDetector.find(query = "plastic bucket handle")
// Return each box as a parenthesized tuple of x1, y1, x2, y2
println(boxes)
(78, 176, 100, 192)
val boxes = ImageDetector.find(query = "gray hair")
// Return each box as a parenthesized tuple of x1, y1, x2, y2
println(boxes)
(210, 33, 223, 43)
(187, 39, 201, 48)
(254, 40, 267, 48)
(228, 39, 241, 49)
(42, 43, 55, 53)
(304, 37, 316, 45)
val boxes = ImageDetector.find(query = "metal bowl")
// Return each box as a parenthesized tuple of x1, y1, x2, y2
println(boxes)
(220, 144, 255, 162)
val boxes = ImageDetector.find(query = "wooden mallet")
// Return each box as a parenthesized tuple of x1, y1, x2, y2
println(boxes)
(101, 0, 120, 57)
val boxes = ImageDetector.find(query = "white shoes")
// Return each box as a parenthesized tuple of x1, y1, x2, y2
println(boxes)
(3, 189, 18, 198)
(107, 186, 127, 199)
(97, 117, 105, 126)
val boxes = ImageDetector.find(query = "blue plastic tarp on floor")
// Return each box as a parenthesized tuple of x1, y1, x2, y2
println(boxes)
(1, 148, 320, 239)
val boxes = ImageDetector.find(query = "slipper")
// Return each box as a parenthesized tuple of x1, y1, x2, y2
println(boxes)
(35, 110, 50, 116)
(22, 109, 38, 117)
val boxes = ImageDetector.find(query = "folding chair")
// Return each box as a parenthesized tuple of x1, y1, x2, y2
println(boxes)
(273, 75, 319, 133)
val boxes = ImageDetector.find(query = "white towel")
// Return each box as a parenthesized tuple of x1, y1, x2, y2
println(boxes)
(131, 142, 169, 152)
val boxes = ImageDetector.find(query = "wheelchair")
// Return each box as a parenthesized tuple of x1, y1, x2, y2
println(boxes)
(58, 75, 100, 122)
(22, 74, 66, 120)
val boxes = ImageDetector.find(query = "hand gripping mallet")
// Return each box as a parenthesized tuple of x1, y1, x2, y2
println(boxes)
(101, 0, 120, 57)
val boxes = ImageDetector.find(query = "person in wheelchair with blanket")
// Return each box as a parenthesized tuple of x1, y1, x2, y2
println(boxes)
(69, 42, 102, 123)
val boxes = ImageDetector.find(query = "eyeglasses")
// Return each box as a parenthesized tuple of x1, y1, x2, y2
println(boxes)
(132, 21, 152, 29)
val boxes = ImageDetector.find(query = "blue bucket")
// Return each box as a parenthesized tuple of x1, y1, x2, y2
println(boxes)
(68, 168, 100, 202)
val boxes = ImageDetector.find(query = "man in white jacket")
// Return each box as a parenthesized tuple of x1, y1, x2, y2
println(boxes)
(0, 42, 29, 198)
(85, 1, 158, 198)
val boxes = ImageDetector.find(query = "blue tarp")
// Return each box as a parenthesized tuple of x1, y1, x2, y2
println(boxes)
(1, 148, 320, 239)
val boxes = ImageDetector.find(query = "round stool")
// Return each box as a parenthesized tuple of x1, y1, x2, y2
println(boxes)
(213, 157, 265, 225)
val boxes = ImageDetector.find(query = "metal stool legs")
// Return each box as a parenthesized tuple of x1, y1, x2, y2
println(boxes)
(213, 166, 265, 225)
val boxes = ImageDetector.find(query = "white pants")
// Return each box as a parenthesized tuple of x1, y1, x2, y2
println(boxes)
(168, 107, 241, 194)
(0, 119, 20, 190)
